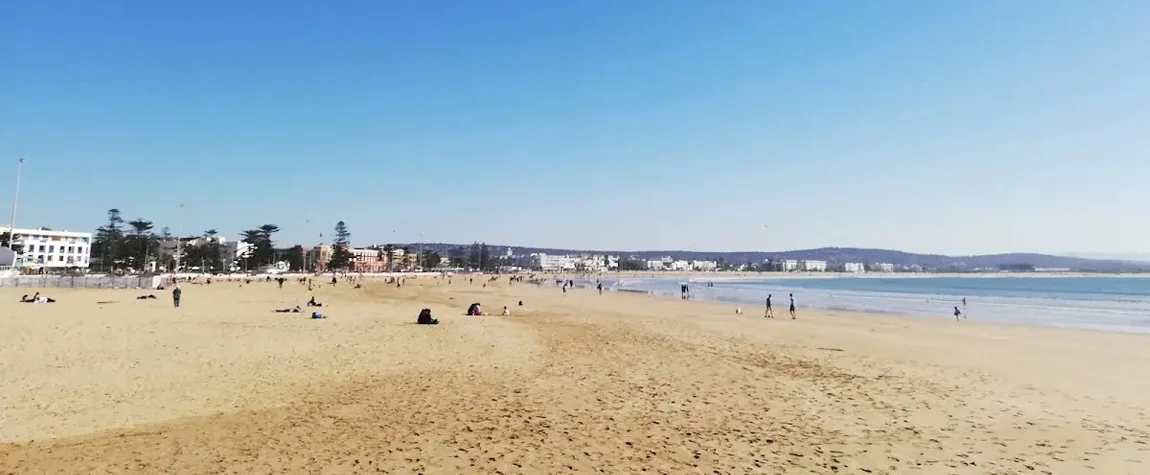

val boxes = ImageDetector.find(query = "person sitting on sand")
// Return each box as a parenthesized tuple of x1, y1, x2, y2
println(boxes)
(417, 308, 438, 325)
(24, 292, 56, 304)
(307, 296, 323, 307)
(311, 311, 325, 319)
(275, 306, 302, 313)
(467, 303, 483, 316)
(502, 306, 510, 316)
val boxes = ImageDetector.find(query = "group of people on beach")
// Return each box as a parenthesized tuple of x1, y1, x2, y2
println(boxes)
(762, 294, 797, 319)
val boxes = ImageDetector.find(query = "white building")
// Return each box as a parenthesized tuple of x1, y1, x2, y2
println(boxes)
(669, 260, 692, 271)
(691, 260, 718, 271)
(0, 226, 93, 270)
(532, 253, 578, 271)
(798, 260, 827, 272)
(872, 262, 895, 272)
(166, 237, 251, 272)
(646, 260, 665, 271)
(776, 259, 799, 272)
(841, 262, 865, 273)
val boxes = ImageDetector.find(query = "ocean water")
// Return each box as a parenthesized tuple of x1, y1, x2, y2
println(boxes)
(608, 276, 1150, 334)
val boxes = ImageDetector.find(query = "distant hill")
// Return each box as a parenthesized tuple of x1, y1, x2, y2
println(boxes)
(402, 244, 1149, 273)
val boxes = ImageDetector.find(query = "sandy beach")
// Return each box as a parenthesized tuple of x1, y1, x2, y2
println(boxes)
(2, 276, 1149, 474)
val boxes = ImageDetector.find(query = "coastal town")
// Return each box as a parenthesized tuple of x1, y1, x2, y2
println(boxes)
(1, 222, 927, 276)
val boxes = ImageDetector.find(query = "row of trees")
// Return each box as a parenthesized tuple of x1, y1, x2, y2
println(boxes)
(93, 208, 166, 272)
(86, 210, 448, 274)
(91, 208, 292, 274)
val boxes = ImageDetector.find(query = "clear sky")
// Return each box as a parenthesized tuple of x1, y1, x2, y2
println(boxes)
(2, 1, 1147, 256)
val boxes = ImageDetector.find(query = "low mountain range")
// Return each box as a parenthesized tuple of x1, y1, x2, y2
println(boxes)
(408, 244, 1150, 273)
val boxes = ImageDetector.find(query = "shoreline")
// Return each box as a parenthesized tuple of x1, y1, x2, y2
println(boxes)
(608, 274, 1150, 335)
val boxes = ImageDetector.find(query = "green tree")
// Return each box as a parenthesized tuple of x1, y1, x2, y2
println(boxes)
(124, 218, 157, 272)
(479, 243, 490, 271)
(423, 251, 442, 269)
(382, 244, 395, 272)
(329, 221, 353, 271)
(283, 245, 305, 271)
(448, 246, 467, 267)
(467, 243, 481, 269)
(617, 259, 645, 271)
(93, 208, 126, 272)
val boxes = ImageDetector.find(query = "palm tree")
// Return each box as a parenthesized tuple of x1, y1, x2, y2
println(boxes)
(383, 244, 395, 272)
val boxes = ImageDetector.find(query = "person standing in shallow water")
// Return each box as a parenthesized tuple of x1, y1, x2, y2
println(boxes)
(172, 286, 182, 308)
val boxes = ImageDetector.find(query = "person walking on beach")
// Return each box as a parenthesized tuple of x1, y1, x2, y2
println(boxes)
(764, 294, 774, 318)
(172, 286, 182, 308)
(954, 306, 962, 321)
(789, 293, 796, 319)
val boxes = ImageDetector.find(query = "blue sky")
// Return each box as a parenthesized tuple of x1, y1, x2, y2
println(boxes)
(1, 1, 1147, 256)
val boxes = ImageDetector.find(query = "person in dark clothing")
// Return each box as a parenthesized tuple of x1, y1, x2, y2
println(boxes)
(275, 306, 302, 313)
(764, 294, 774, 318)
(172, 286, 182, 308)
(789, 294, 796, 319)
(307, 296, 323, 307)
(417, 308, 439, 325)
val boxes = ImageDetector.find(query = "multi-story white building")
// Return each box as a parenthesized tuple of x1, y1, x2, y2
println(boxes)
(841, 262, 865, 273)
(0, 226, 93, 270)
(691, 260, 718, 271)
(669, 260, 692, 271)
(532, 253, 578, 271)
(871, 262, 895, 272)
(775, 259, 799, 272)
(798, 260, 827, 272)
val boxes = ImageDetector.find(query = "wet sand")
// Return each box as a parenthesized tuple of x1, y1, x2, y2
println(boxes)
(2, 277, 1148, 474)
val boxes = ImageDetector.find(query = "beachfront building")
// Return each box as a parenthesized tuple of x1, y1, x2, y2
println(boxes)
(646, 260, 665, 271)
(870, 262, 895, 272)
(0, 225, 92, 270)
(573, 254, 620, 272)
(770, 259, 799, 272)
(691, 260, 718, 271)
(308, 245, 333, 271)
(532, 253, 578, 271)
(798, 260, 827, 272)
(669, 260, 692, 271)
(841, 262, 865, 273)
(155, 236, 250, 272)
(350, 247, 388, 272)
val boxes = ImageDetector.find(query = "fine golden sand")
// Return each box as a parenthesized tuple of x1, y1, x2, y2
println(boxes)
(2, 277, 1149, 474)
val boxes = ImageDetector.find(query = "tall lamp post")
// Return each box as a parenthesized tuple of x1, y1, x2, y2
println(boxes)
(175, 203, 185, 274)
(7, 157, 25, 263)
